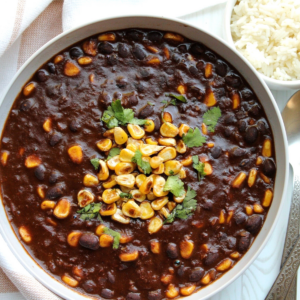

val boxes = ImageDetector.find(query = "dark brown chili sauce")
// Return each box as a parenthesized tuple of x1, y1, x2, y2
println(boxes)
(0, 29, 276, 299)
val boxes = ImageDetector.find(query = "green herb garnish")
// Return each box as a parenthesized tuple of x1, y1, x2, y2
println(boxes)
(147, 102, 155, 106)
(131, 150, 152, 175)
(163, 175, 185, 197)
(77, 203, 102, 221)
(182, 127, 206, 147)
(120, 192, 133, 199)
(167, 93, 187, 103)
(203, 107, 222, 132)
(103, 227, 121, 249)
(107, 148, 121, 160)
(90, 158, 100, 170)
(164, 186, 197, 223)
(192, 155, 206, 181)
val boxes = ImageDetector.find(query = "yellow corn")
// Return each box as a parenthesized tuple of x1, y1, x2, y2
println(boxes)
(119, 149, 135, 162)
(139, 144, 165, 156)
(103, 175, 117, 189)
(248, 169, 257, 187)
(262, 139, 272, 157)
(152, 164, 164, 175)
(115, 174, 135, 188)
(140, 201, 155, 219)
(122, 200, 141, 218)
(83, 174, 99, 187)
(176, 140, 186, 154)
(158, 147, 177, 162)
(158, 138, 176, 147)
(131, 189, 146, 202)
(146, 137, 158, 145)
(163, 112, 173, 123)
(127, 137, 144, 147)
(151, 197, 169, 210)
(179, 124, 190, 137)
(96, 139, 112, 152)
(150, 156, 164, 169)
(144, 119, 155, 132)
(139, 176, 154, 194)
(179, 168, 187, 179)
(136, 174, 147, 188)
(126, 143, 138, 152)
(114, 127, 128, 145)
(127, 124, 145, 139)
(164, 160, 182, 176)
(100, 203, 117, 216)
(77, 189, 95, 207)
(262, 189, 273, 207)
(107, 155, 121, 170)
(181, 155, 193, 166)
(153, 175, 169, 197)
(98, 159, 109, 181)
(160, 122, 179, 138)
(102, 189, 121, 204)
(148, 216, 163, 234)
(115, 162, 136, 175)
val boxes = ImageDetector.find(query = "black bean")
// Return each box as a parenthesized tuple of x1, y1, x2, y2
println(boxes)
(148, 290, 162, 300)
(178, 44, 188, 53)
(201, 199, 213, 210)
(244, 126, 258, 143)
(189, 267, 204, 282)
(238, 120, 246, 133)
(227, 236, 236, 249)
(98, 42, 114, 54)
(70, 47, 83, 58)
(152, 116, 161, 131)
(46, 184, 64, 199)
(126, 293, 141, 300)
(47, 62, 56, 74)
(82, 280, 96, 293)
(237, 231, 251, 252)
(241, 88, 253, 100)
(107, 54, 118, 66)
(190, 43, 205, 56)
(118, 43, 130, 58)
(239, 159, 251, 168)
(36, 69, 49, 82)
(49, 171, 61, 184)
(224, 113, 236, 124)
(20, 99, 34, 112)
(246, 215, 262, 234)
(132, 45, 146, 60)
(116, 78, 127, 89)
(236, 111, 247, 120)
(205, 51, 216, 62)
(69, 120, 80, 132)
(166, 243, 178, 259)
(140, 69, 151, 79)
(107, 271, 115, 284)
(101, 289, 114, 299)
(234, 211, 246, 225)
(216, 60, 228, 77)
(127, 30, 143, 41)
(263, 159, 276, 177)
(203, 250, 219, 266)
(123, 93, 138, 108)
(249, 104, 260, 117)
(49, 132, 62, 146)
(224, 127, 232, 138)
(134, 83, 145, 93)
(225, 73, 242, 88)
(139, 105, 154, 118)
(34, 165, 46, 181)
(79, 233, 100, 250)
(172, 53, 181, 63)
(147, 31, 163, 43)
(177, 265, 187, 277)
(257, 120, 267, 134)
(211, 146, 222, 159)
(189, 66, 199, 77)
(230, 147, 247, 158)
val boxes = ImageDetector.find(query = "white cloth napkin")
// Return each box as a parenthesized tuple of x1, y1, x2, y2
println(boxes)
(0, 0, 226, 299)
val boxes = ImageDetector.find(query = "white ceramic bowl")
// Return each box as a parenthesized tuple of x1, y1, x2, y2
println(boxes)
(224, 0, 300, 90)
(0, 15, 288, 300)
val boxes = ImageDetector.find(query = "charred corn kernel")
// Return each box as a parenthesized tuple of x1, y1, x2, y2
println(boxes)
(112, 208, 130, 224)
(202, 123, 208, 135)
(173, 191, 186, 204)
(152, 164, 164, 175)
(168, 202, 176, 212)
(146, 137, 158, 145)
(89, 74, 94, 82)
(37, 185, 45, 198)
(176, 140, 187, 154)
(216, 258, 232, 271)
(64, 61, 80, 76)
(146, 192, 156, 201)
(260, 172, 271, 183)
(115, 162, 135, 175)
(139, 144, 165, 156)
(43, 118, 52, 132)
(164, 32, 184, 42)
(164, 160, 182, 176)
(253, 203, 264, 213)
(120, 234, 133, 244)
(262, 189, 273, 207)
(99, 234, 114, 247)
(180, 284, 196, 296)
(62, 274, 79, 287)
(166, 284, 179, 299)
(144, 119, 155, 132)
(256, 156, 263, 165)
(245, 205, 253, 215)
(116, 174, 136, 189)
(107, 155, 121, 170)
(125, 145, 136, 154)
(148, 216, 163, 234)
(163, 47, 170, 59)
(68, 145, 83, 164)
(159, 207, 170, 218)
(46, 218, 57, 226)
(180, 240, 194, 259)
(262, 139, 272, 157)
(67, 231, 82, 247)
(200, 244, 209, 253)
(96, 139, 112, 152)
(19, 226, 32, 243)
(119, 149, 135, 163)
(177, 85, 187, 95)
(158, 147, 177, 162)
(151, 197, 169, 210)
(103, 175, 117, 189)
(25, 155, 41, 168)
(53, 199, 71, 219)
(119, 250, 139, 262)
(100, 203, 117, 216)
(23, 82, 35, 96)
(95, 224, 106, 236)
(160, 122, 179, 138)
(248, 168, 257, 187)
(103, 129, 114, 137)
(179, 124, 190, 137)
(127, 137, 144, 147)
(205, 63, 213, 78)
(158, 138, 176, 147)
(41, 200, 56, 210)
(232, 93, 240, 110)
(150, 240, 161, 254)
(207, 142, 214, 148)
(230, 251, 240, 259)
(102, 189, 121, 204)
(127, 124, 145, 139)
(77, 189, 95, 207)
(204, 89, 217, 107)
(153, 175, 169, 197)
(139, 176, 154, 194)
(163, 112, 173, 123)
(83, 174, 99, 187)
(204, 162, 213, 175)
(98, 32, 116, 41)
(140, 201, 155, 219)
(227, 210, 234, 223)
(54, 55, 64, 64)
(114, 127, 128, 145)
(19, 148, 25, 156)
(131, 189, 146, 202)
(147, 56, 160, 64)
(161, 274, 173, 285)
(179, 168, 187, 179)
(0, 151, 9, 166)
(232, 172, 247, 188)
(181, 155, 193, 166)
(135, 174, 147, 188)
(150, 156, 164, 169)
(201, 273, 211, 285)
(78, 56, 92, 65)
(219, 210, 226, 224)
(98, 160, 109, 181)
(146, 45, 159, 53)
(120, 185, 132, 194)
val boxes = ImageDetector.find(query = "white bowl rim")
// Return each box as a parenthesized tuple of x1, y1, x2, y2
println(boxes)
(224, 0, 300, 89)
(0, 13, 289, 300)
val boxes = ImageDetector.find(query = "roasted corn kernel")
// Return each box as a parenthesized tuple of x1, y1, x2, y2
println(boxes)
(127, 124, 145, 139)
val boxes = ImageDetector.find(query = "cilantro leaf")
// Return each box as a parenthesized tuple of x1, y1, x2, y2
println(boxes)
(192, 155, 206, 181)
(103, 227, 121, 249)
(107, 148, 121, 160)
(163, 176, 185, 197)
(131, 150, 152, 175)
(129, 118, 147, 125)
(147, 102, 155, 106)
(120, 192, 133, 199)
(77, 203, 102, 221)
(164, 186, 197, 223)
(203, 107, 222, 132)
(167, 93, 187, 103)
(90, 158, 100, 170)
(182, 128, 206, 147)
(102, 108, 118, 129)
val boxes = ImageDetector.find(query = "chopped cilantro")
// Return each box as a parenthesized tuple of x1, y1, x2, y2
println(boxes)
(120, 192, 133, 199)
(203, 107, 222, 132)
(131, 150, 152, 175)
(107, 148, 121, 160)
(169, 170, 175, 175)
(192, 155, 206, 181)
(147, 102, 155, 106)
(167, 93, 187, 103)
(161, 94, 187, 121)
(90, 158, 100, 170)
(103, 227, 121, 249)
(163, 175, 185, 197)
(182, 127, 206, 147)
(164, 186, 197, 223)
(77, 203, 102, 221)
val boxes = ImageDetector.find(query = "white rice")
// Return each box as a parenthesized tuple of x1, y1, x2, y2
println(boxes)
(230, 0, 300, 81)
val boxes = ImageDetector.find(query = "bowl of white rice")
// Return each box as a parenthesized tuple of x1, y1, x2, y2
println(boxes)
(224, 0, 300, 90)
